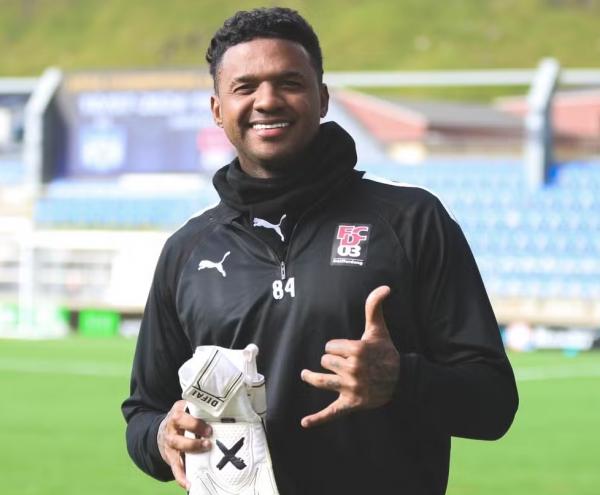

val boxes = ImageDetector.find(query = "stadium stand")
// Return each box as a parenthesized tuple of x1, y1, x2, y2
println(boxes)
(27, 158, 600, 307)
(0, 156, 25, 184)
(364, 159, 600, 303)
(33, 184, 218, 230)
(2, 66, 599, 332)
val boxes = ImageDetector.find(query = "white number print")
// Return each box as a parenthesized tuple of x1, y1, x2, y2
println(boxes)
(272, 277, 295, 300)
(337, 245, 362, 257)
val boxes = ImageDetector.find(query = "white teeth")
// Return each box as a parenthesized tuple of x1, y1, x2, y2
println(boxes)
(252, 122, 290, 130)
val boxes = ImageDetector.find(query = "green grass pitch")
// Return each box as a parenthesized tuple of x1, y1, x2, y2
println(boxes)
(0, 337, 599, 494)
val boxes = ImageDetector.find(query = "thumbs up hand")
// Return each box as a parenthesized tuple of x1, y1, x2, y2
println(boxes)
(300, 286, 401, 428)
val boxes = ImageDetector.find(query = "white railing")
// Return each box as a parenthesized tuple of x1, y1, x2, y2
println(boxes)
(324, 67, 600, 87)
(0, 77, 38, 95)
(3, 66, 600, 94)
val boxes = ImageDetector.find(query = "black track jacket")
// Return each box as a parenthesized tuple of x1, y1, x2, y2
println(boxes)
(122, 171, 518, 495)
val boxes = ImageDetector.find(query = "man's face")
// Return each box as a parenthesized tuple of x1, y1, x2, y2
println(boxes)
(211, 37, 329, 178)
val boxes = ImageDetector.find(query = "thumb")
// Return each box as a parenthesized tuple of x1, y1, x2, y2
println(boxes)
(362, 285, 391, 341)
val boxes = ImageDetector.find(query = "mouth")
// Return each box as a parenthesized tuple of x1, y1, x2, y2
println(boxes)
(249, 121, 292, 139)
(251, 121, 291, 130)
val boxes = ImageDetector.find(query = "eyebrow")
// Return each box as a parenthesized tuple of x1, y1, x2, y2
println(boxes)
(229, 70, 306, 86)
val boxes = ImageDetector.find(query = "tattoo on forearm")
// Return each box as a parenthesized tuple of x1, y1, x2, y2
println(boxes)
(158, 418, 167, 460)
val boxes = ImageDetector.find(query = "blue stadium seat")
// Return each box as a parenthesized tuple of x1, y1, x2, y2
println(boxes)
(34, 187, 216, 230)
(31, 160, 600, 301)
(362, 159, 600, 300)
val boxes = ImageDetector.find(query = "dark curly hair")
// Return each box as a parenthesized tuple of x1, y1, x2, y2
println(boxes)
(206, 7, 323, 89)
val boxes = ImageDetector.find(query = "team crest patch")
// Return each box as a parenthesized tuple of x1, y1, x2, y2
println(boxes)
(330, 224, 371, 266)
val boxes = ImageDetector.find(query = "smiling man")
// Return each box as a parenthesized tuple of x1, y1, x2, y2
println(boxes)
(122, 7, 518, 495)
(210, 36, 328, 178)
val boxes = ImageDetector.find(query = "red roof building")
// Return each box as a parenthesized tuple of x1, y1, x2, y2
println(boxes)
(333, 89, 524, 162)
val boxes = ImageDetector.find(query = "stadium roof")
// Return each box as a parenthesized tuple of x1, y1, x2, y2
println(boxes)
(333, 89, 523, 145)
(388, 98, 523, 131)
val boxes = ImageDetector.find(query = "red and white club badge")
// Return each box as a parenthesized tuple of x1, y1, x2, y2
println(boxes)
(330, 224, 371, 266)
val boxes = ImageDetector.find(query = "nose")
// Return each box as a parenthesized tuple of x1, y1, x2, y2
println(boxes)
(254, 82, 283, 113)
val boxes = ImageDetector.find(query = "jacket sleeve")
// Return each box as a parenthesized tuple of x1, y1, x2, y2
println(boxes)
(121, 239, 193, 481)
(397, 196, 518, 440)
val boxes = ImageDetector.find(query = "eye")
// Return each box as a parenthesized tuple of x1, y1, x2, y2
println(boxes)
(281, 80, 302, 89)
(233, 84, 255, 95)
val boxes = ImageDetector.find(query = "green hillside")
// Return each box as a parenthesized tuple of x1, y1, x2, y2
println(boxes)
(1, 0, 600, 76)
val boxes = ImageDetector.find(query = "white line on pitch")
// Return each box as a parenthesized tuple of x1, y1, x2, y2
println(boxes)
(2, 358, 600, 382)
(516, 365, 600, 381)
(0, 358, 130, 377)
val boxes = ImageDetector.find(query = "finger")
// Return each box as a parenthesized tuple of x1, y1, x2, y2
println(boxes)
(300, 369, 341, 391)
(171, 399, 187, 413)
(362, 285, 391, 341)
(166, 433, 212, 454)
(167, 451, 189, 490)
(320, 353, 351, 374)
(324, 339, 362, 358)
(173, 413, 213, 438)
(301, 398, 351, 428)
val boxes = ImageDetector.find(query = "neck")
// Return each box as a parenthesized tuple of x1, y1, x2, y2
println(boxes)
(238, 132, 319, 179)
(238, 153, 308, 179)
(238, 162, 279, 179)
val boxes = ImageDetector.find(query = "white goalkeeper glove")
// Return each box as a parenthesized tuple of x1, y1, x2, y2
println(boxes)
(178, 344, 279, 495)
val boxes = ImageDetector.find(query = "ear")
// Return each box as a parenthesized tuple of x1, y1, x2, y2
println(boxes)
(319, 83, 330, 118)
(210, 94, 223, 127)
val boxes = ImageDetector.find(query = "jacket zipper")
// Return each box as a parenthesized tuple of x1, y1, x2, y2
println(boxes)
(229, 222, 288, 280)
(226, 176, 353, 281)
(279, 196, 328, 278)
